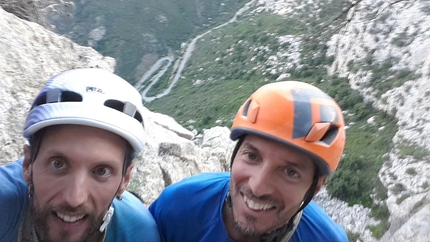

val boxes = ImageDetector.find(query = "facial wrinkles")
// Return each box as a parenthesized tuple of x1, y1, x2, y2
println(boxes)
(231, 168, 308, 236)
(230, 185, 293, 237)
(241, 188, 281, 211)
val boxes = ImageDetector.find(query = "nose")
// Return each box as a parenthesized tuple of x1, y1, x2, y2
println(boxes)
(62, 171, 89, 207)
(248, 165, 275, 197)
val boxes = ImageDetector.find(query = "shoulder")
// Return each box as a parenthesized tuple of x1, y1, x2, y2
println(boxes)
(106, 191, 160, 242)
(292, 201, 348, 242)
(0, 158, 28, 200)
(0, 159, 28, 241)
(149, 173, 230, 242)
(150, 172, 230, 219)
(0, 158, 27, 186)
(151, 172, 229, 205)
(0, 158, 30, 209)
(174, 172, 230, 186)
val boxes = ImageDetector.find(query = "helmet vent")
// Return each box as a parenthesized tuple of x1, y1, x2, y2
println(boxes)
(320, 125, 338, 145)
(31, 89, 83, 109)
(242, 99, 252, 117)
(241, 99, 259, 123)
(104, 99, 144, 124)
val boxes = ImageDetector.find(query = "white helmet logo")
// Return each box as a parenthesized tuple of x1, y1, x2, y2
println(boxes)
(86, 86, 104, 94)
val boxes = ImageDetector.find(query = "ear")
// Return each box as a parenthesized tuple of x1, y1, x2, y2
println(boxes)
(314, 176, 327, 195)
(22, 145, 33, 184)
(117, 163, 135, 195)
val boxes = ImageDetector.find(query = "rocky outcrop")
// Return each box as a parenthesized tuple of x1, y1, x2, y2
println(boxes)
(325, 0, 430, 241)
(0, 6, 115, 165)
(130, 125, 235, 205)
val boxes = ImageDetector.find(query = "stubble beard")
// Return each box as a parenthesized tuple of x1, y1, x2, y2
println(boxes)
(230, 187, 290, 238)
(33, 204, 101, 242)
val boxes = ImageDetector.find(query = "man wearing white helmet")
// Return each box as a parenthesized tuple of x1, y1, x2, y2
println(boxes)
(0, 68, 161, 242)
(150, 81, 348, 241)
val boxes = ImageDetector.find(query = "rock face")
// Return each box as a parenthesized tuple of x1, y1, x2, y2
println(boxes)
(0, 7, 115, 165)
(325, 0, 430, 241)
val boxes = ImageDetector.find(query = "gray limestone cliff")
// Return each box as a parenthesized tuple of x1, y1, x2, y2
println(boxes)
(326, 0, 430, 241)
(0, 6, 115, 164)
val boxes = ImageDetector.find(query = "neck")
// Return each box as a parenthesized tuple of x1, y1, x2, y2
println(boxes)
(222, 202, 260, 242)
(87, 231, 104, 242)
(30, 227, 104, 242)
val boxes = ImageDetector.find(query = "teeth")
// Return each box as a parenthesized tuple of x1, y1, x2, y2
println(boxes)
(244, 196, 273, 210)
(56, 213, 84, 223)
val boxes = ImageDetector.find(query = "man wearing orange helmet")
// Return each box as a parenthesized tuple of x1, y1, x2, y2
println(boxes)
(150, 81, 348, 241)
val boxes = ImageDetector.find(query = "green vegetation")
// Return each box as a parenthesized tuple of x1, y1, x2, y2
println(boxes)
(396, 193, 410, 204)
(142, 61, 175, 97)
(348, 56, 421, 98)
(347, 232, 361, 242)
(146, 13, 306, 129)
(398, 143, 429, 159)
(368, 216, 390, 239)
(365, 203, 391, 239)
(327, 110, 396, 206)
(405, 167, 417, 175)
(392, 183, 405, 195)
(52, 0, 248, 84)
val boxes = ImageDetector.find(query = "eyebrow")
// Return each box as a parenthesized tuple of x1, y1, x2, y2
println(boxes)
(44, 150, 120, 167)
(241, 141, 254, 149)
(241, 140, 311, 170)
(240, 141, 260, 154)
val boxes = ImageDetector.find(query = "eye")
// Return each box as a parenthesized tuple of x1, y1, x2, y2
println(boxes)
(284, 168, 299, 178)
(246, 152, 258, 161)
(51, 159, 66, 170)
(93, 167, 112, 178)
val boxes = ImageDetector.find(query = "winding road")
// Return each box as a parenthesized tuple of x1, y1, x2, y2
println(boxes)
(135, 0, 257, 103)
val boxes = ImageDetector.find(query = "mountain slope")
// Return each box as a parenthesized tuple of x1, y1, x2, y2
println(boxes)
(46, 0, 248, 84)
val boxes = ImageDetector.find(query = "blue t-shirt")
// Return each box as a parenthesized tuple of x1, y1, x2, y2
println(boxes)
(149, 172, 348, 242)
(0, 158, 161, 242)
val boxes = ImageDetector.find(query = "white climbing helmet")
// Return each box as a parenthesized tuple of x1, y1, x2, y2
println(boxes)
(23, 68, 146, 157)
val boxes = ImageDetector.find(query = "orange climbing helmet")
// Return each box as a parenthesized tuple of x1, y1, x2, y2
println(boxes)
(230, 81, 345, 176)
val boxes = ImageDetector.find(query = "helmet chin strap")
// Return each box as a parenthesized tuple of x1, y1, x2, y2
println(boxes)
(96, 184, 121, 234)
(261, 168, 320, 241)
(99, 156, 128, 233)
(298, 167, 320, 212)
(99, 206, 114, 232)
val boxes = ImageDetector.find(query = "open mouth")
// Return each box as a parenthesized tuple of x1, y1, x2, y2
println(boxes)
(55, 212, 86, 223)
(244, 195, 275, 211)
